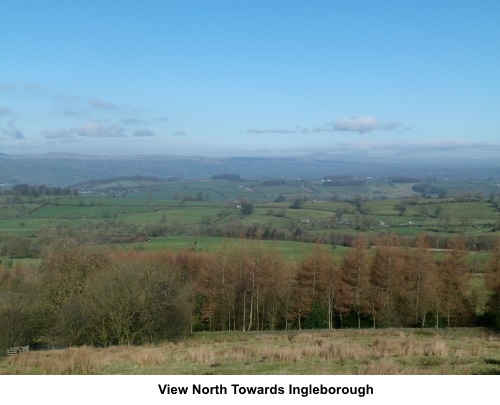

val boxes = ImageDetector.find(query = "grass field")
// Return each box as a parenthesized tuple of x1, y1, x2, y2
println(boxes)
(1, 184, 499, 239)
(130, 236, 348, 262)
(2, 329, 498, 375)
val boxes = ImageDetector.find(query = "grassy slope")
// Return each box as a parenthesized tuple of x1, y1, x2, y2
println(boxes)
(1, 329, 499, 375)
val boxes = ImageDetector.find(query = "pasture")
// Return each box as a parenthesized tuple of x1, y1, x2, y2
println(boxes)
(1, 177, 499, 267)
(1, 191, 498, 237)
(133, 236, 348, 262)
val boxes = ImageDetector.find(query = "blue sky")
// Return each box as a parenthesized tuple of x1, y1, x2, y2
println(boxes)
(1, 0, 499, 159)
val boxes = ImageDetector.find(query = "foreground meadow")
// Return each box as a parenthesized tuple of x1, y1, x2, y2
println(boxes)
(1, 328, 499, 375)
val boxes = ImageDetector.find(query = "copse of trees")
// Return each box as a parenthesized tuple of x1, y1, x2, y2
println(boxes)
(2, 233, 500, 353)
(240, 201, 254, 216)
(322, 176, 365, 186)
(0, 234, 34, 259)
(0, 243, 190, 350)
(290, 195, 307, 209)
(5, 184, 78, 197)
(412, 183, 447, 196)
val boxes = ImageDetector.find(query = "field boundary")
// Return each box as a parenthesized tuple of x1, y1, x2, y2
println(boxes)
(7, 345, 29, 356)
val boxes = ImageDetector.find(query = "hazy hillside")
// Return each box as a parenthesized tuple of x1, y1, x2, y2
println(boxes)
(1, 153, 499, 188)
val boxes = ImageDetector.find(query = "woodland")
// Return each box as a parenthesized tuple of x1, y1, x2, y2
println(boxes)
(1, 233, 500, 350)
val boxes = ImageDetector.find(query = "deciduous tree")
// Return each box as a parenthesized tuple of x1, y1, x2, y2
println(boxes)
(406, 233, 436, 327)
(485, 237, 500, 328)
(368, 234, 405, 327)
(339, 235, 370, 328)
(437, 236, 473, 327)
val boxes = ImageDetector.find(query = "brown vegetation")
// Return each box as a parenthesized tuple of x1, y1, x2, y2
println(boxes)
(2, 329, 498, 375)
(1, 234, 500, 354)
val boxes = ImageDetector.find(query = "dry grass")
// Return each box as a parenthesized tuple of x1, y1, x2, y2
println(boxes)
(5, 346, 103, 374)
(1, 328, 499, 375)
(358, 358, 402, 375)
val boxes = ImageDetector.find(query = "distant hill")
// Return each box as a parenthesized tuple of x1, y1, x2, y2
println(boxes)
(71, 175, 179, 190)
(0, 152, 499, 188)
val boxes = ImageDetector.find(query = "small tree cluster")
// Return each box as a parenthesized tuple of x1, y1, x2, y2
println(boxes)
(0, 243, 189, 350)
(6, 184, 77, 197)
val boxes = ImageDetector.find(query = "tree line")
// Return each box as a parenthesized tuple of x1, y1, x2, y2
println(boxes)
(4, 184, 78, 197)
(1, 234, 500, 352)
(189, 234, 500, 332)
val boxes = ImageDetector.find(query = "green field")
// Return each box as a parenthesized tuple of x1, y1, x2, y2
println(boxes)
(128, 236, 348, 262)
(1, 178, 499, 243)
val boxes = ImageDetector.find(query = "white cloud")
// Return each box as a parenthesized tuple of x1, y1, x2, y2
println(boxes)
(333, 116, 382, 134)
(312, 116, 404, 134)
(248, 118, 403, 136)
(39, 122, 155, 140)
(378, 120, 402, 131)
(312, 125, 332, 133)
(73, 121, 124, 138)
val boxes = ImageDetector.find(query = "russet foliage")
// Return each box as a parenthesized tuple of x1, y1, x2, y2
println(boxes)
(1, 234, 500, 351)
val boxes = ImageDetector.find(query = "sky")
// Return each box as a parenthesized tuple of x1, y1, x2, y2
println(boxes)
(1, 0, 499, 159)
